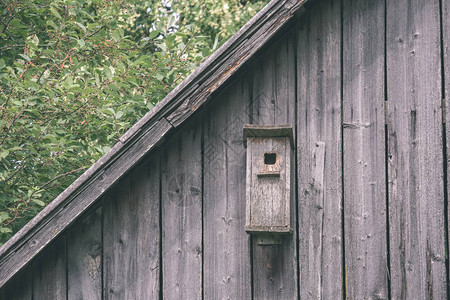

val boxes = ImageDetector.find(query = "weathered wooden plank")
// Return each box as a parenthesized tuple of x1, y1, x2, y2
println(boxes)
(32, 236, 66, 300)
(67, 207, 102, 300)
(161, 117, 202, 299)
(0, 119, 172, 288)
(251, 27, 297, 299)
(103, 155, 160, 299)
(203, 76, 252, 299)
(386, 0, 447, 298)
(342, 0, 389, 298)
(441, 0, 450, 296)
(0, 265, 32, 300)
(296, 0, 343, 298)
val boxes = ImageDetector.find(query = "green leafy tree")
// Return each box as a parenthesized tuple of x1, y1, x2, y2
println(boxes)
(0, 0, 269, 245)
(132, 0, 267, 47)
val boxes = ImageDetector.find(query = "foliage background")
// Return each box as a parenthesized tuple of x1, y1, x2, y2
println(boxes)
(0, 0, 269, 245)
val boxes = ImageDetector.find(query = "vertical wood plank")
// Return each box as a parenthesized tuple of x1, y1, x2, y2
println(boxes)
(67, 207, 102, 300)
(296, 0, 343, 298)
(251, 28, 297, 300)
(203, 77, 252, 299)
(342, 0, 389, 298)
(161, 117, 202, 299)
(441, 0, 450, 296)
(33, 235, 67, 300)
(387, 0, 447, 298)
(103, 156, 160, 299)
(0, 265, 32, 300)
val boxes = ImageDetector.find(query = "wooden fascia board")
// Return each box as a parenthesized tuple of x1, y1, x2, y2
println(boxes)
(0, 0, 307, 287)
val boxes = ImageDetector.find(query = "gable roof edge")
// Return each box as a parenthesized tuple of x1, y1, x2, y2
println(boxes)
(0, 0, 307, 287)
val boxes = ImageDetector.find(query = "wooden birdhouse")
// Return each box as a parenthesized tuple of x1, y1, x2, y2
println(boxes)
(243, 124, 294, 238)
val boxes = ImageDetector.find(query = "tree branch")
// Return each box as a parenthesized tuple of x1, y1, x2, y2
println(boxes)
(38, 166, 87, 191)
(0, 45, 25, 51)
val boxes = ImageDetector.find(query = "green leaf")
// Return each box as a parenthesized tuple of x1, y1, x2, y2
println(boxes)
(112, 30, 120, 41)
(0, 150, 9, 159)
(32, 199, 46, 207)
(0, 59, 5, 69)
(104, 67, 112, 80)
(156, 73, 164, 81)
(202, 48, 210, 58)
(75, 22, 86, 33)
(19, 54, 31, 62)
(26, 35, 39, 47)
(149, 30, 159, 39)
(46, 19, 58, 30)
(77, 39, 85, 48)
(50, 7, 62, 20)
(115, 111, 124, 119)
(0, 227, 12, 234)
(0, 212, 10, 223)
(158, 42, 167, 53)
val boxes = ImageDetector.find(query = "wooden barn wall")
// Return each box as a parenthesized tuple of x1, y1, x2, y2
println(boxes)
(3, 0, 450, 298)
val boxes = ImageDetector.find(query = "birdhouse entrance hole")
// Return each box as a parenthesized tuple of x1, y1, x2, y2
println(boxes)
(264, 153, 277, 165)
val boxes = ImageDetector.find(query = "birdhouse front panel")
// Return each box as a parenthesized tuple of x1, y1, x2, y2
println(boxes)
(244, 125, 294, 234)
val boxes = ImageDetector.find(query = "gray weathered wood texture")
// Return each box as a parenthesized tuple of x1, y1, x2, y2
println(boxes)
(32, 236, 66, 300)
(0, 266, 32, 300)
(386, 0, 447, 298)
(67, 207, 102, 299)
(342, 0, 389, 298)
(203, 76, 252, 299)
(443, 2, 450, 296)
(297, 0, 343, 298)
(246, 136, 292, 233)
(161, 117, 203, 299)
(251, 27, 298, 300)
(103, 155, 160, 299)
